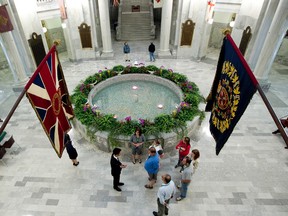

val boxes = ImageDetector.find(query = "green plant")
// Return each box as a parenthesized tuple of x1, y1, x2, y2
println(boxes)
(172, 73, 188, 83)
(154, 114, 175, 133)
(112, 65, 125, 72)
(137, 66, 150, 74)
(71, 65, 205, 142)
(146, 65, 158, 71)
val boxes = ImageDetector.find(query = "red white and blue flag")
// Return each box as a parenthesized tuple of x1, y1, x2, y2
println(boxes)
(25, 46, 73, 158)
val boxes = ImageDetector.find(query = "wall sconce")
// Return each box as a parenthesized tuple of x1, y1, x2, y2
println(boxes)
(208, 18, 214, 24)
(41, 21, 47, 33)
(42, 27, 47, 33)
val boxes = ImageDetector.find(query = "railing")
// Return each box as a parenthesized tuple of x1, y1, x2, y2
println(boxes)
(36, 0, 55, 4)
(36, 0, 58, 12)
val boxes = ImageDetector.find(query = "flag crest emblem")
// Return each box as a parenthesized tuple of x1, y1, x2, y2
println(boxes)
(212, 61, 241, 133)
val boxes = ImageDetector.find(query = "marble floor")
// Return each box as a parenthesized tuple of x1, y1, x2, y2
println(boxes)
(0, 39, 288, 216)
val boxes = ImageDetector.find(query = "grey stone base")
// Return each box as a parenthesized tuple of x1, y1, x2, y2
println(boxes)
(72, 116, 201, 158)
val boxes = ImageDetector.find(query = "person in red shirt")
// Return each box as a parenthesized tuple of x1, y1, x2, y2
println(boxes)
(175, 137, 191, 168)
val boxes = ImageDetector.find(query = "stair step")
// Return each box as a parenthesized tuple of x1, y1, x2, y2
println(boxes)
(118, 0, 154, 41)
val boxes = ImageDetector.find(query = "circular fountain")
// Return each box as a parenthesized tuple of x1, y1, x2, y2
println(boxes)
(72, 69, 202, 156)
(88, 74, 183, 120)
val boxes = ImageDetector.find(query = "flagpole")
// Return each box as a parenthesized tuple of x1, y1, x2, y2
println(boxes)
(256, 84, 288, 149)
(0, 88, 26, 135)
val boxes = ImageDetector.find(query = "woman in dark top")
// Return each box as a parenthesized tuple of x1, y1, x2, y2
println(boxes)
(110, 147, 127, 191)
(65, 134, 79, 166)
(130, 127, 146, 164)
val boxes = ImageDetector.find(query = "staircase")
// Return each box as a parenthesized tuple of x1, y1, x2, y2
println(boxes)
(116, 0, 155, 41)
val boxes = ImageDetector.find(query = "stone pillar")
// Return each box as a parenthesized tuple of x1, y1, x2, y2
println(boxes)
(61, 18, 76, 61)
(188, 0, 210, 60)
(253, 0, 288, 89)
(158, 0, 173, 57)
(88, 0, 101, 57)
(64, 0, 82, 61)
(171, 0, 182, 49)
(65, 0, 99, 60)
(98, 0, 113, 57)
(0, 1, 32, 87)
(246, 0, 279, 70)
(12, 0, 49, 54)
(0, 33, 28, 85)
(231, 0, 265, 46)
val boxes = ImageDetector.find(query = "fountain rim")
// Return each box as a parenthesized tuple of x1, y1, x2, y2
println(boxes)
(88, 73, 184, 112)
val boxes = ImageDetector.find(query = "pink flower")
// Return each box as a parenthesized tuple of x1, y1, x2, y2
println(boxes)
(139, 118, 145, 126)
(180, 101, 190, 108)
(80, 84, 85, 92)
(125, 116, 131, 122)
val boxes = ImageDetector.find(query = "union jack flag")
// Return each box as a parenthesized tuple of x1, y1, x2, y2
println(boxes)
(25, 45, 73, 158)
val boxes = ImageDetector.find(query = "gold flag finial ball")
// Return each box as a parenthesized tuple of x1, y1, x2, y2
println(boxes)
(53, 39, 61, 46)
(223, 28, 231, 36)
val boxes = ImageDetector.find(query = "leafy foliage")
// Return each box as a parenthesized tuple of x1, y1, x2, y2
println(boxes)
(71, 65, 205, 141)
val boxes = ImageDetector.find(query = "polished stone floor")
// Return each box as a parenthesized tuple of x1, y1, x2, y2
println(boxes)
(0, 39, 288, 216)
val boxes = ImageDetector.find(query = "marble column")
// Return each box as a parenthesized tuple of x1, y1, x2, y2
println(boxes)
(158, 0, 173, 57)
(246, 0, 279, 71)
(0, 1, 31, 87)
(98, 0, 113, 57)
(189, 0, 210, 60)
(231, 0, 265, 46)
(253, 0, 288, 89)
(88, 0, 101, 57)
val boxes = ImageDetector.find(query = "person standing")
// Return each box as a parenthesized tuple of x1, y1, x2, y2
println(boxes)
(153, 174, 176, 216)
(110, 147, 127, 192)
(148, 42, 156, 62)
(190, 149, 200, 173)
(144, 147, 159, 189)
(149, 139, 164, 158)
(123, 42, 130, 62)
(176, 156, 193, 201)
(175, 137, 191, 168)
(65, 133, 79, 166)
(130, 127, 146, 164)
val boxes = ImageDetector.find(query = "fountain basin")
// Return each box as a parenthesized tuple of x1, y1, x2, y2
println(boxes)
(88, 74, 183, 120)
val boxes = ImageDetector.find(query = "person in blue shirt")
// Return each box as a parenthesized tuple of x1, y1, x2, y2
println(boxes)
(123, 42, 130, 62)
(144, 147, 159, 189)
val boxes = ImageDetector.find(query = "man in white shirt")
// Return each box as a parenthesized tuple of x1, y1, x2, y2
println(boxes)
(153, 174, 176, 216)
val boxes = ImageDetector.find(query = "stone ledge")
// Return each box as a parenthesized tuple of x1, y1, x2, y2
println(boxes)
(71, 116, 201, 159)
